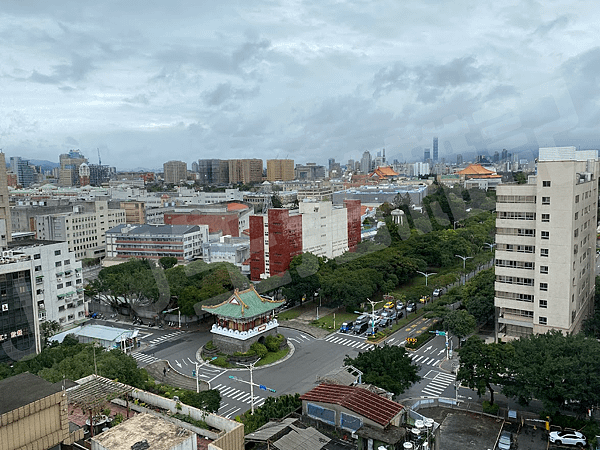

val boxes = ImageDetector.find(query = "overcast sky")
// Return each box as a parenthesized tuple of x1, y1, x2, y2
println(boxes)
(1, 1, 600, 171)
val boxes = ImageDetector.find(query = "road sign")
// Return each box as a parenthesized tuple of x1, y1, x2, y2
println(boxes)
(192, 370, 196, 376)
(259, 385, 266, 391)
(268, 388, 276, 393)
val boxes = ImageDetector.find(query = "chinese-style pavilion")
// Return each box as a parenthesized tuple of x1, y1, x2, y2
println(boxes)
(201, 286, 285, 353)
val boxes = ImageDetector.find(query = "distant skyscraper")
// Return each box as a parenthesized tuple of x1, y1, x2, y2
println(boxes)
(457, 154, 463, 165)
(501, 149, 508, 161)
(59, 150, 87, 187)
(423, 149, 431, 162)
(0, 152, 12, 245)
(163, 160, 188, 185)
(10, 157, 36, 188)
(267, 159, 294, 181)
(360, 151, 372, 174)
(433, 137, 438, 161)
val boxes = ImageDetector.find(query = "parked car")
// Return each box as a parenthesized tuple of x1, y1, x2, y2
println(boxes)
(433, 288, 441, 297)
(340, 321, 354, 333)
(497, 430, 512, 450)
(549, 430, 587, 446)
(354, 322, 369, 334)
(406, 302, 416, 312)
(396, 302, 404, 310)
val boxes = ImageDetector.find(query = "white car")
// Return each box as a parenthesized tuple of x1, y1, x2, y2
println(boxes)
(497, 430, 512, 450)
(549, 430, 587, 446)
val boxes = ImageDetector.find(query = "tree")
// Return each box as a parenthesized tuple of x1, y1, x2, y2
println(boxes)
(271, 194, 283, 208)
(461, 269, 495, 326)
(159, 257, 178, 270)
(444, 309, 476, 344)
(40, 320, 61, 347)
(343, 344, 420, 395)
(239, 394, 301, 434)
(457, 337, 513, 405)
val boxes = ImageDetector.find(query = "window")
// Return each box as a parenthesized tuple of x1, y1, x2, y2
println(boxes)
(34, 265, 42, 272)
(541, 231, 549, 240)
(539, 317, 547, 325)
(575, 212, 579, 220)
(542, 180, 551, 187)
(575, 194, 580, 203)
(541, 196, 550, 205)
(540, 248, 548, 257)
(540, 266, 548, 274)
(540, 282, 548, 291)
(541, 214, 550, 222)
(34, 253, 41, 260)
(57, 283, 63, 289)
(54, 250, 61, 256)
(64, 259, 70, 265)
(66, 281, 72, 287)
(574, 229, 579, 238)
(539, 300, 547, 308)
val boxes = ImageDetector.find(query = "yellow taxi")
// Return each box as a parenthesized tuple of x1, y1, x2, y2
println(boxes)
(384, 301, 395, 309)
(419, 296, 430, 304)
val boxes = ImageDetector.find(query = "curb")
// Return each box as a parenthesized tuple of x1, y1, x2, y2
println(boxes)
(195, 341, 296, 372)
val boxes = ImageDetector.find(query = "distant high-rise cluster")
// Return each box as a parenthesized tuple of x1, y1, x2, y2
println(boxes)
(163, 160, 188, 185)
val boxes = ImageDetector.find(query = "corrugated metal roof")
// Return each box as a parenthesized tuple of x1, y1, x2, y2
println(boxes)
(300, 384, 403, 426)
(273, 424, 331, 450)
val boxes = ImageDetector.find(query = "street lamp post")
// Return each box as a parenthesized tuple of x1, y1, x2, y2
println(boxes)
(455, 254, 473, 270)
(236, 359, 261, 414)
(416, 270, 437, 286)
(366, 298, 378, 336)
(194, 356, 218, 392)
(484, 242, 496, 251)
(163, 307, 181, 328)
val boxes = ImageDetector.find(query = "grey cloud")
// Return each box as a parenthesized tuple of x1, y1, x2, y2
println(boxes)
(202, 82, 260, 107)
(123, 94, 151, 105)
(28, 53, 94, 85)
(533, 15, 570, 36)
(372, 56, 488, 102)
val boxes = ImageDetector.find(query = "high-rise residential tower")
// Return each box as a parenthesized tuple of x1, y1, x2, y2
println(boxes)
(433, 137, 438, 161)
(494, 147, 599, 341)
(360, 151, 372, 174)
(163, 160, 188, 185)
(266, 159, 294, 181)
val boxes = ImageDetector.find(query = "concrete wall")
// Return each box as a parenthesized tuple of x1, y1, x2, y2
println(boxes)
(212, 327, 278, 354)
(208, 421, 244, 450)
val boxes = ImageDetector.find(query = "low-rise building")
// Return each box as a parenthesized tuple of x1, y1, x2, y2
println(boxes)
(202, 235, 250, 274)
(0, 372, 84, 450)
(106, 223, 207, 262)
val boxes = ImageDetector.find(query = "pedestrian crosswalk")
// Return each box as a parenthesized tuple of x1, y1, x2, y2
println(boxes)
(130, 351, 159, 366)
(213, 383, 267, 418)
(323, 333, 372, 350)
(146, 330, 185, 347)
(409, 352, 442, 367)
(420, 371, 456, 397)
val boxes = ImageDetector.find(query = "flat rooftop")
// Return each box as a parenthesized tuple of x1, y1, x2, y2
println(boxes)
(0, 372, 63, 415)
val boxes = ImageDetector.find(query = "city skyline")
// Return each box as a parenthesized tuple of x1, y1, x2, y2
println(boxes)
(2, 2, 600, 169)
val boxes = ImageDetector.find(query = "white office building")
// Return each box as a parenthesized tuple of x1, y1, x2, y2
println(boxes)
(494, 147, 599, 340)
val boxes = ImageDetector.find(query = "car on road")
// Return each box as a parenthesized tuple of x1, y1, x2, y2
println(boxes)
(406, 302, 416, 312)
(549, 430, 587, 446)
(497, 430, 512, 450)
(353, 322, 369, 335)
(384, 301, 395, 309)
(380, 310, 396, 320)
(376, 318, 392, 328)
(396, 302, 404, 310)
(433, 288, 441, 297)
(419, 295, 430, 303)
(340, 321, 354, 333)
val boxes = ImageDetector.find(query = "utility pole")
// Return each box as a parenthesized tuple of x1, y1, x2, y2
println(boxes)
(193, 357, 217, 392)
(230, 359, 276, 414)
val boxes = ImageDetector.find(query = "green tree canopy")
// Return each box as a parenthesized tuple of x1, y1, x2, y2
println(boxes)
(457, 337, 514, 405)
(343, 345, 420, 395)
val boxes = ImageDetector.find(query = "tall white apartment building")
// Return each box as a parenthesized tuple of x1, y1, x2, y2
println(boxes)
(35, 200, 126, 260)
(495, 147, 599, 340)
(9, 240, 86, 327)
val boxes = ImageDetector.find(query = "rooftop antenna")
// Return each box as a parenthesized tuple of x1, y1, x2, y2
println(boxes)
(97, 148, 101, 165)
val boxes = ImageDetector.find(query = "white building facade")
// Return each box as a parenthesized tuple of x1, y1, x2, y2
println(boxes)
(495, 147, 599, 340)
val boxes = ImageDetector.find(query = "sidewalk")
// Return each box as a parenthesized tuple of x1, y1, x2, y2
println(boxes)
(278, 306, 336, 339)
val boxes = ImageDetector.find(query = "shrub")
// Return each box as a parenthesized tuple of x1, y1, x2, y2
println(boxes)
(265, 334, 283, 352)
(482, 400, 499, 415)
(250, 342, 268, 359)
(204, 341, 215, 350)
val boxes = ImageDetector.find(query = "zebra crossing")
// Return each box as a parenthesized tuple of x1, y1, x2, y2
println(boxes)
(420, 370, 456, 397)
(130, 351, 160, 366)
(323, 333, 372, 350)
(213, 383, 267, 418)
(146, 330, 185, 347)
(409, 352, 442, 367)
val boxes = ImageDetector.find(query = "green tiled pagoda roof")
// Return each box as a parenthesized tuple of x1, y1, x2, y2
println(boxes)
(202, 286, 284, 319)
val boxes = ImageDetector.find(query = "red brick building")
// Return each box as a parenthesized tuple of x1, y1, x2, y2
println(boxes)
(249, 200, 361, 281)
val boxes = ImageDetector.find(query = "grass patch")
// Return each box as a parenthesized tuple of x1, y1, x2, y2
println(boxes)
(256, 347, 290, 366)
(277, 309, 302, 320)
(311, 311, 358, 330)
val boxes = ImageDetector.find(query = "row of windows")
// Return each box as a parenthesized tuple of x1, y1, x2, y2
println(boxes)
(503, 308, 534, 317)
(497, 195, 536, 203)
(498, 212, 536, 220)
(496, 228, 535, 237)
(496, 276, 534, 286)
(496, 259, 534, 270)
(496, 291, 534, 302)
(497, 244, 535, 253)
